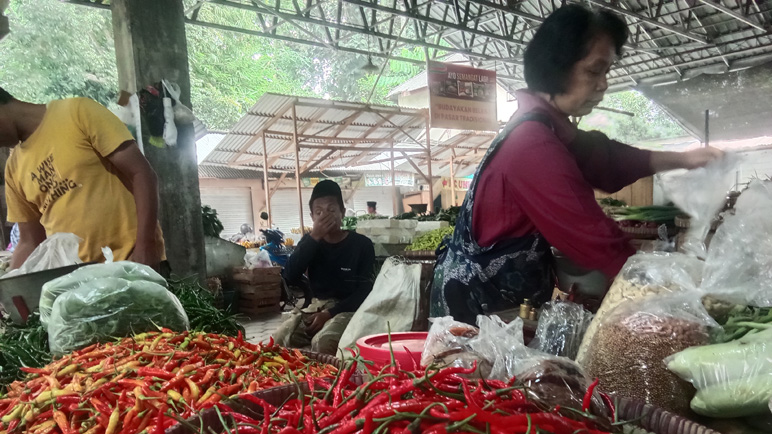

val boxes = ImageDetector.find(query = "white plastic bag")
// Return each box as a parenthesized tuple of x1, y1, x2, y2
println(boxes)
(3, 233, 82, 279)
(338, 257, 420, 352)
(658, 154, 739, 258)
(39, 261, 167, 326)
(245, 250, 272, 269)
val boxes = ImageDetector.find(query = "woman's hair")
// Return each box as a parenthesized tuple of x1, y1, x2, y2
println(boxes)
(523, 4, 628, 95)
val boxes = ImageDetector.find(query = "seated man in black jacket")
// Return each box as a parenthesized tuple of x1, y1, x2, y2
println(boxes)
(273, 180, 375, 355)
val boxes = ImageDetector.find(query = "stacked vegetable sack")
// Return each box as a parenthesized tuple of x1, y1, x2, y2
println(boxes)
(0, 331, 337, 434)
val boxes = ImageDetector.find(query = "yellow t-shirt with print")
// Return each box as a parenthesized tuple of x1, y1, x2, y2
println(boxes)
(5, 98, 165, 263)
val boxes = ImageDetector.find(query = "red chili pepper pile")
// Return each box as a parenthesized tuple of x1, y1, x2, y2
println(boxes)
(208, 362, 616, 434)
(0, 331, 337, 434)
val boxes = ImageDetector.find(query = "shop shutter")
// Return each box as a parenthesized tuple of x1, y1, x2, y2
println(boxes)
(200, 187, 253, 239)
(269, 189, 313, 242)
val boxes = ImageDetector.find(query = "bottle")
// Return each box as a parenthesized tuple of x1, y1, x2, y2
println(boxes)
(519, 299, 532, 319)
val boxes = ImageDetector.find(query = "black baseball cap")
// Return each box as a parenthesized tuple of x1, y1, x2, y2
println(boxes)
(309, 180, 344, 211)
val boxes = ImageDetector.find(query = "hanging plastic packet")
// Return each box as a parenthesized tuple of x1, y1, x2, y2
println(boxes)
(658, 153, 739, 258)
(700, 180, 772, 307)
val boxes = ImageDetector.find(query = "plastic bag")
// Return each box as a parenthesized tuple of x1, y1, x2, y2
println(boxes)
(39, 261, 167, 326)
(658, 154, 739, 258)
(2, 233, 82, 279)
(420, 315, 523, 379)
(576, 252, 704, 365)
(665, 327, 772, 417)
(338, 258, 420, 352)
(244, 250, 272, 269)
(528, 301, 593, 359)
(48, 276, 188, 354)
(700, 180, 772, 307)
(582, 293, 716, 415)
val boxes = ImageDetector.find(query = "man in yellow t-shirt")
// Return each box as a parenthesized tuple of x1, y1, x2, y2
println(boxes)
(0, 87, 165, 269)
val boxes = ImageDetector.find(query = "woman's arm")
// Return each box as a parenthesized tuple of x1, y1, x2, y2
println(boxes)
(650, 147, 725, 172)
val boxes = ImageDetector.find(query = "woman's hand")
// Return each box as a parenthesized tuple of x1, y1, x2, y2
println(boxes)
(679, 147, 725, 170)
(650, 147, 725, 172)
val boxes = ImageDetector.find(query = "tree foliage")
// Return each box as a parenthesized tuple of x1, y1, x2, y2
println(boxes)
(580, 90, 686, 145)
(0, 0, 118, 106)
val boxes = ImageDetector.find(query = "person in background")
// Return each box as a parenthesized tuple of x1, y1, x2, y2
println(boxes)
(0, 87, 165, 269)
(366, 201, 377, 215)
(273, 180, 375, 355)
(6, 223, 18, 252)
(431, 5, 723, 325)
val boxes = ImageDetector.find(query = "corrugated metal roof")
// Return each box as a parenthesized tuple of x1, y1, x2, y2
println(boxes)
(182, 0, 772, 98)
(198, 164, 265, 180)
(202, 93, 434, 175)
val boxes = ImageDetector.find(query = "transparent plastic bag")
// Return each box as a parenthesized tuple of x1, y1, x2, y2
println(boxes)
(473, 315, 527, 380)
(48, 277, 188, 355)
(576, 252, 704, 365)
(39, 261, 167, 326)
(658, 154, 739, 258)
(338, 258, 421, 352)
(701, 180, 772, 307)
(582, 293, 716, 415)
(245, 250, 272, 269)
(528, 301, 593, 359)
(3, 233, 82, 279)
(665, 327, 772, 417)
(420, 316, 482, 372)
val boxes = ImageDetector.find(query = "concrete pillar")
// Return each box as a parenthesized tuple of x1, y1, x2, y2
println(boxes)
(111, 0, 205, 278)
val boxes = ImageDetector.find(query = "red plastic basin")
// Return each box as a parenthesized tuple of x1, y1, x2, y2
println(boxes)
(356, 332, 428, 372)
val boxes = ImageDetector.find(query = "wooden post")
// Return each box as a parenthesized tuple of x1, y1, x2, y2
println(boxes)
(261, 131, 272, 226)
(292, 102, 305, 232)
(425, 119, 434, 213)
(390, 140, 398, 216)
(112, 0, 204, 278)
(449, 155, 456, 207)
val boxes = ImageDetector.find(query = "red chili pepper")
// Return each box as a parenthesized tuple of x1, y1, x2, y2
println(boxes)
(583, 378, 600, 412)
(137, 367, 175, 380)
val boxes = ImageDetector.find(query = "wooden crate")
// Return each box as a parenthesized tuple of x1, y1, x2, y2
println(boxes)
(233, 266, 282, 285)
(237, 282, 282, 315)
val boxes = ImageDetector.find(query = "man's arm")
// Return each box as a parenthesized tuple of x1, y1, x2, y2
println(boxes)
(281, 235, 320, 284)
(105, 141, 160, 268)
(328, 239, 376, 317)
(11, 221, 47, 269)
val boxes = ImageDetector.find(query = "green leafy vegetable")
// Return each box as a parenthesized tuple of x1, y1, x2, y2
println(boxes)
(167, 277, 245, 337)
(406, 227, 454, 251)
(610, 205, 682, 224)
(0, 314, 50, 388)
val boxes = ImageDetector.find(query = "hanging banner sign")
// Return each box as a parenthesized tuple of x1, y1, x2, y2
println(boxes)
(441, 177, 472, 191)
(301, 176, 351, 189)
(427, 61, 498, 131)
(365, 172, 415, 187)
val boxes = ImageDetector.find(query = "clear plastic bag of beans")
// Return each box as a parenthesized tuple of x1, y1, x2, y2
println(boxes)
(582, 293, 717, 415)
(576, 252, 704, 366)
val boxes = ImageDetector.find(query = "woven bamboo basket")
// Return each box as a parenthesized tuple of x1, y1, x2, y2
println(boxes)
(615, 398, 720, 434)
(168, 384, 718, 434)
